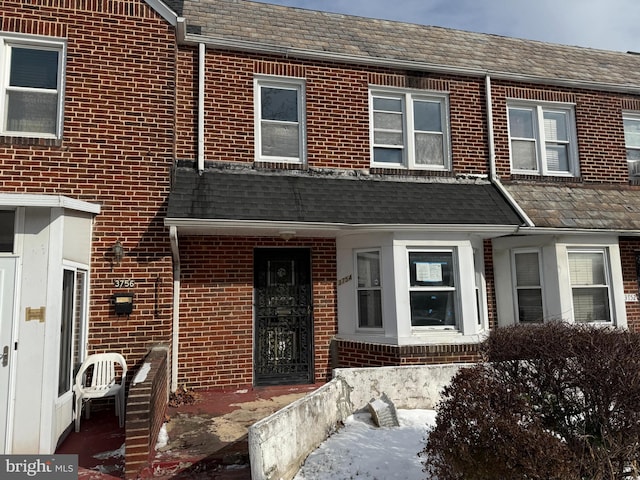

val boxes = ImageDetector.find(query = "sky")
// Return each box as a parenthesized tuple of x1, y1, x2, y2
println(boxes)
(252, 0, 640, 53)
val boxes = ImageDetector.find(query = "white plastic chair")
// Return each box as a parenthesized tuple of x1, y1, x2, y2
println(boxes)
(74, 352, 127, 432)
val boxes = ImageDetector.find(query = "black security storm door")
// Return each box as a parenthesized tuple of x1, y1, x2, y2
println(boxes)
(254, 248, 313, 386)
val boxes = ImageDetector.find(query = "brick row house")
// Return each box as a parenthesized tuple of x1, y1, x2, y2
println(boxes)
(2, 0, 640, 454)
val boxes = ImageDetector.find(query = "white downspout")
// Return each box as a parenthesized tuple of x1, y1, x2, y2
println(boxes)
(198, 43, 205, 173)
(169, 226, 180, 392)
(485, 74, 534, 227)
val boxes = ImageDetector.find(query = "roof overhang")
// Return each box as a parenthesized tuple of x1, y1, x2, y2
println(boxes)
(0, 194, 101, 214)
(164, 217, 519, 239)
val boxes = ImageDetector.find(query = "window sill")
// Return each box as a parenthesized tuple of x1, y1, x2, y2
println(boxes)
(0, 135, 63, 148)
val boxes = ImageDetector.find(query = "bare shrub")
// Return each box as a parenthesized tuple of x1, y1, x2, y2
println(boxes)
(422, 323, 640, 480)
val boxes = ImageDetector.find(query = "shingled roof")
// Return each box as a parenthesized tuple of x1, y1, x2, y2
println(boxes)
(166, 166, 523, 227)
(503, 184, 640, 231)
(169, 0, 640, 91)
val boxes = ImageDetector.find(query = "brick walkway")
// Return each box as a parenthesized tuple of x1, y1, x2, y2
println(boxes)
(56, 384, 322, 479)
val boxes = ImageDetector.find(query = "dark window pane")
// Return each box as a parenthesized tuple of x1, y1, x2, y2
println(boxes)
(261, 87, 298, 122)
(10, 48, 58, 89)
(0, 211, 15, 252)
(414, 100, 441, 132)
(410, 291, 456, 326)
(358, 290, 382, 328)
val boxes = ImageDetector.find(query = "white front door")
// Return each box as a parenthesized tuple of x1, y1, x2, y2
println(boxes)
(0, 257, 16, 454)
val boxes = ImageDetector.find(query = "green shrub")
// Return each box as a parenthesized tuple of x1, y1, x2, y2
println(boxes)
(422, 323, 640, 480)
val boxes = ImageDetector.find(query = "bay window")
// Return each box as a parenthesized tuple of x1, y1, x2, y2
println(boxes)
(356, 250, 383, 329)
(513, 250, 544, 324)
(568, 249, 612, 323)
(408, 250, 457, 328)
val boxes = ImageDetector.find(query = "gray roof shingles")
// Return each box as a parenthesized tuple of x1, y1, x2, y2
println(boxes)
(504, 184, 640, 230)
(167, 167, 523, 226)
(176, 0, 640, 89)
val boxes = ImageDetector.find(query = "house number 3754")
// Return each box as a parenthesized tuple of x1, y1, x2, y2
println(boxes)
(114, 279, 135, 288)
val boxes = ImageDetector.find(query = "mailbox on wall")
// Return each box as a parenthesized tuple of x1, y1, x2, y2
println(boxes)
(112, 293, 134, 316)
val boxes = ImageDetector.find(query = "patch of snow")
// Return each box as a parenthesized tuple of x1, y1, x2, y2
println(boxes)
(133, 362, 151, 385)
(155, 423, 169, 450)
(93, 443, 125, 460)
(294, 409, 437, 480)
(235, 389, 249, 394)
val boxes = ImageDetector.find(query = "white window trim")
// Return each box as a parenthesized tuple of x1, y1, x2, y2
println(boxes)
(369, 86, 451, 171)
(0, 33, 66, 139)
(407, 247, 459, 331)
(354, 248, 384, 332)
(507, 100, 579, 177)
(566, 247, 614, 325)
(511, 248, 546, 324)
(254, 75, 306, 164)
(623, 111, 640, 178)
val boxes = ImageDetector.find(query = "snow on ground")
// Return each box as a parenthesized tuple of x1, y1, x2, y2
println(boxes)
(294, 409, 437, 480)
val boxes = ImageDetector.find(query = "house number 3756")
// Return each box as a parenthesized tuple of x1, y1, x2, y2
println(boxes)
(114, 279, 135, 288)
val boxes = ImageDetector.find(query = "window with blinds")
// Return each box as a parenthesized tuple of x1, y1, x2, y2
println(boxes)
(568, 250, 612, 323)
(508, 102, 578, 177)
(2, 37, 64, 138)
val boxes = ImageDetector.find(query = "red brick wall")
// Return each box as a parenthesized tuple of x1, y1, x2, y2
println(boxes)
(175, 51, 490, 176)
(1, 1, 176, 366)
(176, 236, 337, 390)
(490, 80, 635, 184)
(336, 339, 480, 367)
(125, 347, 169, 479)
(619, 238, 640, 333)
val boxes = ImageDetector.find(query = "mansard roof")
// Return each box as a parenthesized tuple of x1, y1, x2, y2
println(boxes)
(165, 0, 640, 92)
(166, 164, 523, 229)
(503, 184, 640, 231)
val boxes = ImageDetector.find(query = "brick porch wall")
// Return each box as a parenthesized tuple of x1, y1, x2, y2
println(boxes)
(335, 339, 481, 367)
(125, 347, 169, 479)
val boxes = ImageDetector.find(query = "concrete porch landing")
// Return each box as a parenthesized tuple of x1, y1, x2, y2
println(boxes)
(55, 383, 322, 479)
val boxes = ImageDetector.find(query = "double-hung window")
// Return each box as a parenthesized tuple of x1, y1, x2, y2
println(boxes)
(370, 89, 450, 170)
(1, 35, 65, 138)
(356, 250, 383, 329)
(255, 77, 306, 163)
(508, 102, 578, 176)
(623, 113, 640, 178)
(513, 250, 544, 324)
(568, 249, 612, 323)
(408, 250, 457, 328)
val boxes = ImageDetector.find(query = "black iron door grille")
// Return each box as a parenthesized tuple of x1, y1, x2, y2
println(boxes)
(254, 249, 313, 385)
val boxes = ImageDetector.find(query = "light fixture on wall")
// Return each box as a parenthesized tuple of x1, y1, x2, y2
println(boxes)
(279, 230, 296, 241)
(111, 240, 125, 265)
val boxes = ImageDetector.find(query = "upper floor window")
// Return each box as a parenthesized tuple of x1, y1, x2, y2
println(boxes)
(254, 77, 306, 163)
(508, 102, 578, 176)
(1, 35, 65, 138)
(623, 112, 640, 178)
(370, 88, 450, 170)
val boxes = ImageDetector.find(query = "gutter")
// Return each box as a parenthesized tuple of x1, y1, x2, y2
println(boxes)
(198, 43, 206, 173)
(169, 226, 180, 392)
(484, 74, 535, 228)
